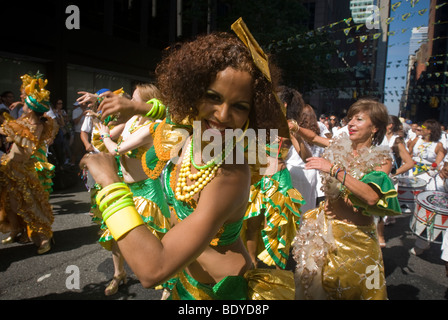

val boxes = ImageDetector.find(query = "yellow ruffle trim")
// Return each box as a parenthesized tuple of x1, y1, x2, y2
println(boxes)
(243, 178, 303, 269)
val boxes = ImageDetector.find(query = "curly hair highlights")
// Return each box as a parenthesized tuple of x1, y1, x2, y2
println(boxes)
(347, 99, 388, 146)
(155, 32, 288, 137)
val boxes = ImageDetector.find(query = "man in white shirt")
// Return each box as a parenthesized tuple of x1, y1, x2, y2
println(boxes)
(70, 101, 87, 166)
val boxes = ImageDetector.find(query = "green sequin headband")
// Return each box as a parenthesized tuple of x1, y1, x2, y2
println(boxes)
(25, 95, 50, 113)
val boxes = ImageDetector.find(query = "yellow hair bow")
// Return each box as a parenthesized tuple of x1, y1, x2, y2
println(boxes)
(231, 17, 271, 82)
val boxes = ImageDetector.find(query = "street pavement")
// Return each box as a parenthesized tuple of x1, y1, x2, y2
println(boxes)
(1, 179, 447, 300)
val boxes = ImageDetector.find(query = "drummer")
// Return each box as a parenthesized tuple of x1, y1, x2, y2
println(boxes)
(408, 119, 446, 191)
(409, 124, 447, 255)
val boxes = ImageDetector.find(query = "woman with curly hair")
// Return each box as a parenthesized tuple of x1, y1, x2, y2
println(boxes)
(80, 20, 295, 300)
(0, 73, 57, 254)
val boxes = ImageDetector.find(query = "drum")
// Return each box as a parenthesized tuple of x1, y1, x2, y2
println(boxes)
(397, 177, 427, 213)
(410, 191, 448, 244)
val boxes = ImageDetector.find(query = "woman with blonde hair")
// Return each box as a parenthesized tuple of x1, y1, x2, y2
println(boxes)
(90, 83, 172, 296)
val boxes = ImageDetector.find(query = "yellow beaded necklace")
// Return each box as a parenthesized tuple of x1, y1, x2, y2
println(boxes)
(174, 138, 231, 201)
(174, 120, 249, 202)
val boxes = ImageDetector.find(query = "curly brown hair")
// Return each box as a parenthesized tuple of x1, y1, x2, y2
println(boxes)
(155, 32, 288, 138)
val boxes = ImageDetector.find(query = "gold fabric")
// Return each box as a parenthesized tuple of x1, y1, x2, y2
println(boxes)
(134, 196, 171, 236)
(293, 204, 387, 300)
(0, 156, 54, 239)
(231, 17, 271, 82)
(154, 119, 188, 161)
(169, 268, 295, 300)
(245, 269, 295, 300)
(0, 117, 55, 240)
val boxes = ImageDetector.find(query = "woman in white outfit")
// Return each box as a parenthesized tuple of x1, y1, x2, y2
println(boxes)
(408, 119, 446, 190)
(408, 119, 447, 255)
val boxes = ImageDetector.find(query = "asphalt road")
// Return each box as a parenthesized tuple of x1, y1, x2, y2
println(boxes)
(1, 178, 447, 301)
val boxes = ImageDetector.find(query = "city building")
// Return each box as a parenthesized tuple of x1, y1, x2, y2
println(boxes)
(300, 0, 390, 117)
(402, 0, 448, 124)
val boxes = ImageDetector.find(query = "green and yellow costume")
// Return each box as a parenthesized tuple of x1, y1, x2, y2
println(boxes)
(97, 119, 172, 250)
(163, 161, 295, 300)
(243, 141, 304, 269)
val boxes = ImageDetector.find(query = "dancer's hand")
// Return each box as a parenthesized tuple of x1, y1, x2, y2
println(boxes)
(79, 153, 120, 187)
(305, 157, 332, 174)
(96, 122, 110, 136)
(77, 91, 98, 109)
(97, 91, 151, 123)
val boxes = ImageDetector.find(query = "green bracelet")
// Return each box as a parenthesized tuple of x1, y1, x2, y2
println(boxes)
(99, 190, 132, 212)
(145, 98, 166, 119)
(102, 197, 135, 222)
(96, 182, 129, 205)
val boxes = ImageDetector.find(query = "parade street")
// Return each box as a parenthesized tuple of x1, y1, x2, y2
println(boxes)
(1, 179, 447, 300)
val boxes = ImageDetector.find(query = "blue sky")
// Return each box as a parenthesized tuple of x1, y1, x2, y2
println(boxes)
(383, 0, 430, 116)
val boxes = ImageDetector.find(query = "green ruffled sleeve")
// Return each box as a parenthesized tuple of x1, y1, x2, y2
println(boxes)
(349, 171, 402, 217)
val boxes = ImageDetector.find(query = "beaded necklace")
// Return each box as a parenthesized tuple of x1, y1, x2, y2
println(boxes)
(174, 137, 233, 201)
(174, 120, 249, 202)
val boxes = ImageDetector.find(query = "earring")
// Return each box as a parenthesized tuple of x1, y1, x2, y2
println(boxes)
(242, 119, 250, 132)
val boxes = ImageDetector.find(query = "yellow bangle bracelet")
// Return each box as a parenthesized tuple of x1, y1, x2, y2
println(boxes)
(99, 190, 133, 212)
(102, 197, 135, 222)
(96, 182, 129, 204)
(96, 183, 130, 206)
(105, 205, 144, 240)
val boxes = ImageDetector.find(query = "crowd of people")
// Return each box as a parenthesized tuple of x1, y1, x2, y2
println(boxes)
(1, 18, 448, 300)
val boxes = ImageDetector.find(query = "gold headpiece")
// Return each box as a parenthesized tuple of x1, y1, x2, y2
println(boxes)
(231, 18, 288, 122)
(231, 17, 271, 82)
(20, 72, 50, 113)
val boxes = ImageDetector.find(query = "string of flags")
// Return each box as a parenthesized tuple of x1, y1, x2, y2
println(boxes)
(267, 1, 448, 106)
(267, 2, 447, 53)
